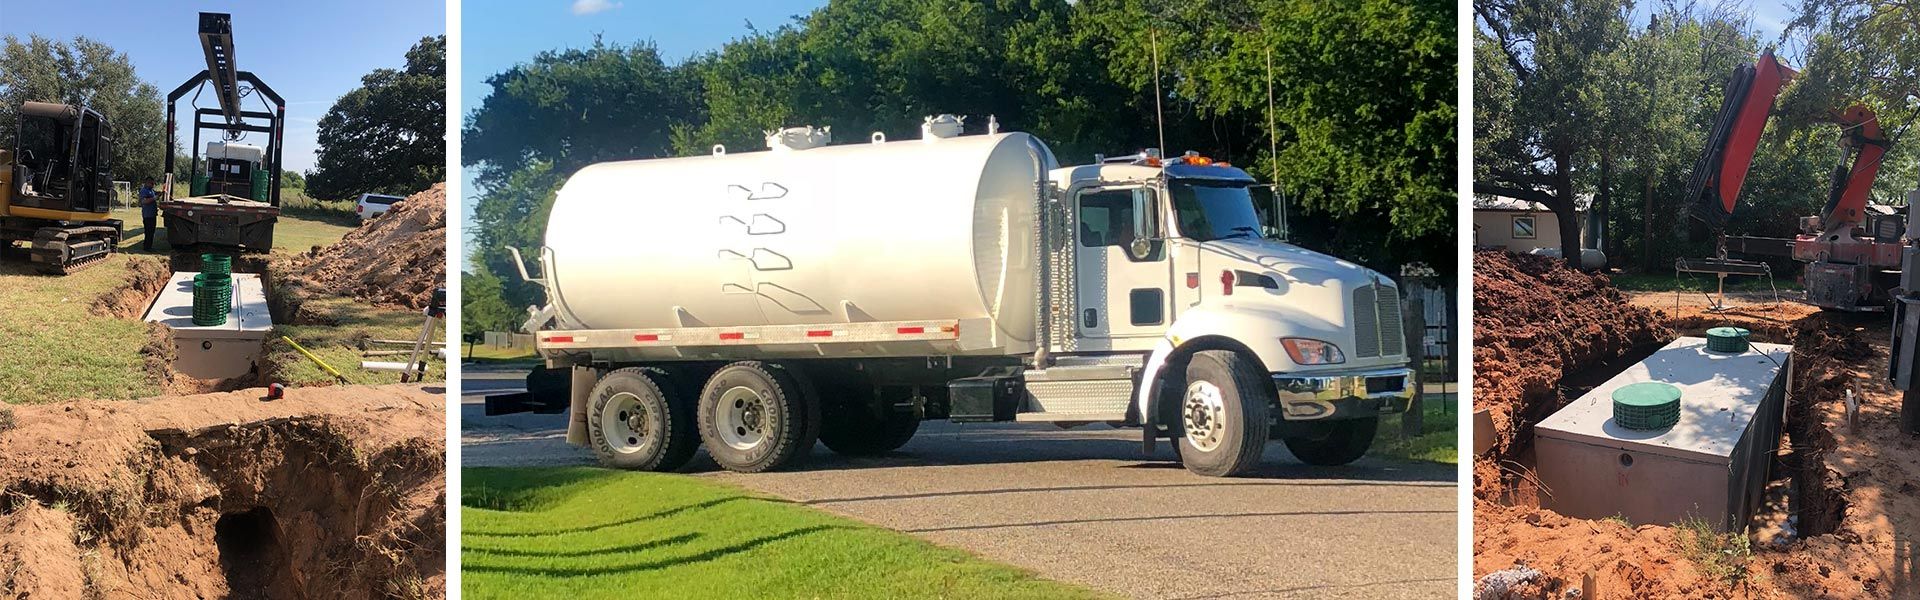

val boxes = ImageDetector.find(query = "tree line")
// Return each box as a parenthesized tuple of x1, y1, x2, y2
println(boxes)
(1475, 0, 1919, 270)
(463, 0, 1456, 333)
(0, 34, 444, 203)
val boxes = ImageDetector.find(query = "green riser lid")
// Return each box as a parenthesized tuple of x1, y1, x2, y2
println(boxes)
(1706, 327, 1751, 353)
(1613, 381, 1682, 430)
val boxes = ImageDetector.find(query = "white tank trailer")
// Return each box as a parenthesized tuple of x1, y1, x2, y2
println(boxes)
(495, 115, 1416, 476)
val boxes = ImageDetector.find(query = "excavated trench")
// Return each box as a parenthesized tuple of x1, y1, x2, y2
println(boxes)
(91, 253, 286, 394)
(1473, 251, 1863, 596)
(0, 387, 446, 599)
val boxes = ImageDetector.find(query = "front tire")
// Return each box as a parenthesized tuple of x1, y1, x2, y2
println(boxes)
(585, 368, 698, 471)
(697, 362, 821, 473)
(1282, 417, 1378, 466)
(1176, 350, 1271, 477)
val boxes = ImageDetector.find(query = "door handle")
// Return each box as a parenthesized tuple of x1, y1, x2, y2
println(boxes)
(1083, 308, 1099, 328)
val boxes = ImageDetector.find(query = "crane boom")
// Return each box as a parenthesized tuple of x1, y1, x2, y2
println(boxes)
(197, 12, 242, 125)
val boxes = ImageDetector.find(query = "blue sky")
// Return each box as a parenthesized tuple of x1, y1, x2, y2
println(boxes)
(0, 0, 445, 174)
(460, 0, 827, 267)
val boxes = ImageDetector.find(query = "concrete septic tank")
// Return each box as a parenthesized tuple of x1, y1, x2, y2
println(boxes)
(1534, 336, 1791, 531)
(143, 271, 273, 380)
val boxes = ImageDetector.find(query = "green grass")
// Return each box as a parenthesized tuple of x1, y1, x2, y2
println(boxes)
(1609, 271, 1800, 293)
(1675, 517, 1753, 587)
(265, 294, 446, 386)
(462, 467, 1114, 600)
(1369, 399, 1458, 464)
(0, 254, 162, 404)
(464, 343, 537, 363)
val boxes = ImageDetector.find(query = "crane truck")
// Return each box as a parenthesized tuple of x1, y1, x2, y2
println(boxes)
(1686, 50, 1897, 311)
(0, 102, 122, 274)
(491, 116, 1415, 477)
(159, 12, 285, 253)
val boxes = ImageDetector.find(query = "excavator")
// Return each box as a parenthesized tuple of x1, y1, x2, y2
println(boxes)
(0, 102, 123, 274)
(1687, 50, 1896, 311)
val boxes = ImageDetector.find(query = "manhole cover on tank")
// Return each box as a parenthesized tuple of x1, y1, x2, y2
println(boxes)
(1613, 382, 1681, 430)
(1706, 326, 1751, 353)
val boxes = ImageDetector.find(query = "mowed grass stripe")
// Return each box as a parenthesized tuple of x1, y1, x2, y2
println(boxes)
(462, 467, 1115, 600)
(0, 254, 158, 404)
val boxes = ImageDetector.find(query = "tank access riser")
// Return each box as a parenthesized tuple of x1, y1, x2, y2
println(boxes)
(0, 218, 122, 274)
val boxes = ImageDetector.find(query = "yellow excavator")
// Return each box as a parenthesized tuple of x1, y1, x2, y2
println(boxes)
(0, 101, 122, 274)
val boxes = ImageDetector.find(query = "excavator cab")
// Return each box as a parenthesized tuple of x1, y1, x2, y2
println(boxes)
(0, 101, 122, 274)
(6, 102, 113, 218)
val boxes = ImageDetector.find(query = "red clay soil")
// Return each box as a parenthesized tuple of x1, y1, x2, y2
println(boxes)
(281, 183, 446, 311)
(1475, 258, 1920, 599)
(0, 384, 446, 599)
(1472, 250, 1670, 497)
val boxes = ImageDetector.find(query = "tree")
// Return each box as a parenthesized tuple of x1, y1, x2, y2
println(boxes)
(0, 35, 165, 182)
(1475, 0, 1635, 267)
(307, 36, 445, 200)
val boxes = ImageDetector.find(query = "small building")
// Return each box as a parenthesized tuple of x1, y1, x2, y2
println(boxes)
(1472, 194, 1590, 254)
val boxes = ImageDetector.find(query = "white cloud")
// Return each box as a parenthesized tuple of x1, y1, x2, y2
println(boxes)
(571, 0, 623, 15)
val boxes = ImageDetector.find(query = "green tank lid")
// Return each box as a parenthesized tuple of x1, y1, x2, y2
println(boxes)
(1613, 382, 1682, 430)
(1706, 327, 1751, 353)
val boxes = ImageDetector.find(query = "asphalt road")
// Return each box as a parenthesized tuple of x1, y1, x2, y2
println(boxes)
(462, 369, 1458, 599)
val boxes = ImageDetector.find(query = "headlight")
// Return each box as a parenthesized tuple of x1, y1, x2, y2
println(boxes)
(1281, 338, 1346, 365)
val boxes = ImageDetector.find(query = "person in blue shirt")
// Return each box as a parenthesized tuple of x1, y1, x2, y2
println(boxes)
(138, 178, 158, 251)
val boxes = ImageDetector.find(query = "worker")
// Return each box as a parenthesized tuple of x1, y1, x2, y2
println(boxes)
(138, 178, 158, 251)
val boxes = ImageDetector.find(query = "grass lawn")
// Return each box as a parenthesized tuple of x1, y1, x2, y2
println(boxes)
(0, 254, 162, 404)
(1369, 398, 1457, 465)
(464, 342, 536, 364)
(264, 293, 446, 386)
(462, 467, 1113, 600)
(1609, 271, 1799, 293)
(111, 206, 358, 254)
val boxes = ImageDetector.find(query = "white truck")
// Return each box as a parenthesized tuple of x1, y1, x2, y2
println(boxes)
(495, 115, 1414, 477)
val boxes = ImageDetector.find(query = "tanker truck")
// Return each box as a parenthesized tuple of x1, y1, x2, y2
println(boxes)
(495, 115, 1414, 477)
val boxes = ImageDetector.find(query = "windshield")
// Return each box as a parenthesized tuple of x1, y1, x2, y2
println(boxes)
(1170, 180, 1263, 242)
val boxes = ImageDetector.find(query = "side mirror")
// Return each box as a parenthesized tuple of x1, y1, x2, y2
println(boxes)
(1130, 189, 1160, 260)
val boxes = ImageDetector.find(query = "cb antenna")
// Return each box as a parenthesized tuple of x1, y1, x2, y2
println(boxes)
(1151, 29, 1165, 155)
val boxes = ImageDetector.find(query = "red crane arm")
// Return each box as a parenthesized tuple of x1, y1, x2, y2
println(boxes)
(1817, 104, 1888, 229)
(1687, 51, 1797, 230)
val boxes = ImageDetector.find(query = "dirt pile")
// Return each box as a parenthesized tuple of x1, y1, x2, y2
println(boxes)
(1472, 250, 1670, 496)
(0, 385, 445, 599)
(282, 183, 446, 310)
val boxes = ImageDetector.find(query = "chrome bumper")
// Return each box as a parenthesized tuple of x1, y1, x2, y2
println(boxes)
(1273, 366, 1415, 421)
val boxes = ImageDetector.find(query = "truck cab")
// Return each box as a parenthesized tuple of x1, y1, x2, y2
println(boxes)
(193, 141, 268, 202)
(1036, 151, 1413, 473)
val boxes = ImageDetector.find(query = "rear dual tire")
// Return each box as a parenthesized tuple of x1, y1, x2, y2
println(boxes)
(696, 362, 821, 473)
(585, 368, 699, 472)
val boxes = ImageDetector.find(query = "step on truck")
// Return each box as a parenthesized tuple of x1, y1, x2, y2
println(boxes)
(495, 115, 1415, 477)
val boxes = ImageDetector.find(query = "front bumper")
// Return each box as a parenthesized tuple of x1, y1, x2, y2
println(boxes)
(1273, 366, 1415, 421)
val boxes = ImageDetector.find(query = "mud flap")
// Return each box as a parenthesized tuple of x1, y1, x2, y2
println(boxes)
(566, 366, 597, 446)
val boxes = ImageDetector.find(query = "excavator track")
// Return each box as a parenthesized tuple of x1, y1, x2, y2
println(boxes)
(27, 225, 119, 275)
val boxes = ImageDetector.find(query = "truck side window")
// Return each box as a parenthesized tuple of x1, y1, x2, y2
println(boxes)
(1078, 190, 1135, 248)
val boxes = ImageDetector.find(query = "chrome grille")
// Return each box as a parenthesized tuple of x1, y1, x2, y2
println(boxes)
(1353, 286, 1381, 357)
(1352, 284, 1405, 358)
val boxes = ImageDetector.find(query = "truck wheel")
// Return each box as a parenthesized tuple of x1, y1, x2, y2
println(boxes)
(1282, 417, 1378, 466)
(1177, 350, 1271, 477)
(586, 368, 697, 472)
(697, 362, 820, 472)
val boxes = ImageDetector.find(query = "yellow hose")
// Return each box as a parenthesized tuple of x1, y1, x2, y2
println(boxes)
(282, 335, 349, 384)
